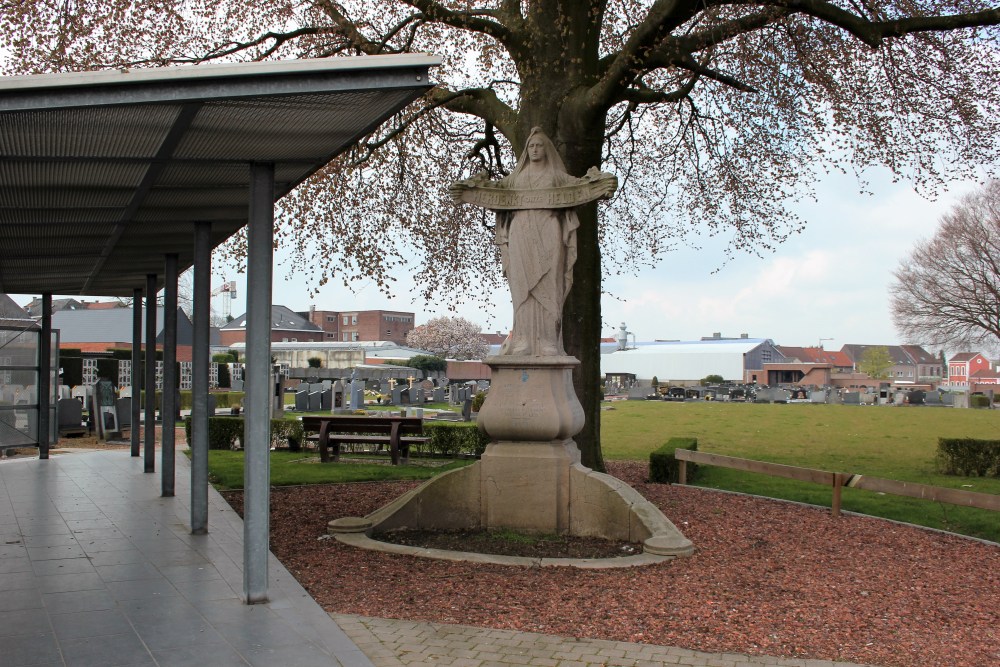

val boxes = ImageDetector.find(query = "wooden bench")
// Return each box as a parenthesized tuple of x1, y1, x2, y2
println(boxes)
(300, 415, 428, 465)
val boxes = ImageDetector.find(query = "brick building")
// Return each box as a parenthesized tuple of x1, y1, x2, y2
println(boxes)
(303, 306, 415, 345)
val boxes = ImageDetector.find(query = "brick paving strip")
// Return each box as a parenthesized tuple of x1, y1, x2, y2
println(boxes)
(332, 614, 875, 667)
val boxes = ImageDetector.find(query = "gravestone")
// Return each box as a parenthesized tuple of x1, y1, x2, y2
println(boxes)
(231, 379, 244, 391)
(350, 381, 364, 410)
(116, 398, 131, 428)
(461, 397, 473, 421)
(332, 380, 345, 408)
(58, 398, 83, 431)
(392, 386, 404, 405)
(308, 391, 322, 412)
(321, 389, 333, 411)
(433, 387, 445, 403)
(627, 385, 647, 400)
(809, 390, 826, 403)
(941, 392, 955, 406)
(843, 391, 860, 405)
(207, 393, 217, 416)
(119, 385, 132, 398)
(295, 390, 309, 411)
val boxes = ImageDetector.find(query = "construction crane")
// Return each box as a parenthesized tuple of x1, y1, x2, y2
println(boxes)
(211, 281, 237, 319)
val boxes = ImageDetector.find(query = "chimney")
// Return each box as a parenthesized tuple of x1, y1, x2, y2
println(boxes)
(740, 333, 748, 339)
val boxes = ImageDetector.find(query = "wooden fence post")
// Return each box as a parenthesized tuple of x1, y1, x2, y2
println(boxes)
(832, 473, 844, 517)
(678, 459, 687, 485)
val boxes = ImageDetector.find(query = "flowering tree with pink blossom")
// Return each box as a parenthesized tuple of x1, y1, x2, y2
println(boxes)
(406, 317, 490, 361)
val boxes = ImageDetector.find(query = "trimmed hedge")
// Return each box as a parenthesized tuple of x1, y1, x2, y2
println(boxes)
(62, 357, 83, 387)
(937, 437, 1000, 477)
(649, 436, 699, 484)
(183, 417, 303, 451)
(970, 394, 992, 409)
(422, 421, 490, 457)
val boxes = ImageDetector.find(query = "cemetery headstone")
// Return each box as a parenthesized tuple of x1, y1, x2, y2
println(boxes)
(332, 381, 345, 408)
(392, 386, 404, 405)
(308, 391, 322, 412)
(843, 391, 860, 405)
(321, 388, 332, 411)
(231, 379, 244, 392)
(414, 387, 426, 405)
(350, 381, 364, 410)
(809, 390, 826, 404)
(433, 387, 445, 403)
(116, 396, 132, 429)
(295, 390, 309, 411)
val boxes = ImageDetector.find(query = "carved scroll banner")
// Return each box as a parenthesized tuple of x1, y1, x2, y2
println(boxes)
(450, 167, 618, 211)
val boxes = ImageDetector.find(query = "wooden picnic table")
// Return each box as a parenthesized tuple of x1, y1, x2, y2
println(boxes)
(300, 414, 428, 465)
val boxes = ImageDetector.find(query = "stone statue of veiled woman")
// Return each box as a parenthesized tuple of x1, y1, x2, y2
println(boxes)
(451, 128, 617, 357)
(495, 128, 581, 356)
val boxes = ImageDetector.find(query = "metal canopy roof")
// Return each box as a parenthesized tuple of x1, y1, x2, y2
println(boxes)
(0, 55, 438, 296)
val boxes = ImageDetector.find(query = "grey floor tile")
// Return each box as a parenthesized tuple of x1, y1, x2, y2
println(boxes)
(37, 572, 105, 594)
(244, 641, 338, 667)
(15, 520, 71, 536)
(0, 570, 39, 592)
(0, 556, 33, 574)
(42, 588, 116, 614)
(27, 543, 87, 561)
(50, 608, 132, 641)
(151, 644, 252, 667)
(1, 631, 63, 667)
(133, 614, 227, 650)
(117, 595, 199, 622)
(0, 543, 28, 558)
(85, 549, 146, 566)
(213, 615, 307, 652)
(0, 607, 51, 638)
(105, 577, 179, 601)
(173, 577, 240, 603)
(31, 557, 97, 576)
(157, 563, 223, 582)
(21, 533, 80, 548)
(0, 587, 45, 612)
(79, 537, 135, 554)
(60, 631, 156, 667)
(95, 562, 163, 583)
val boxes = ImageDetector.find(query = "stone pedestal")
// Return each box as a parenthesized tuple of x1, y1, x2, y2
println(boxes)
(328, 353, 695, 562)
(476, 356, 584, 442)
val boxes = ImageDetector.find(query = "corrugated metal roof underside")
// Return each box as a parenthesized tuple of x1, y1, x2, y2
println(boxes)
(0, 56, 435, 297)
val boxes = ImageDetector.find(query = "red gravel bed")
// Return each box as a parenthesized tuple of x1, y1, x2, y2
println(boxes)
(223, 461, 1000, 667)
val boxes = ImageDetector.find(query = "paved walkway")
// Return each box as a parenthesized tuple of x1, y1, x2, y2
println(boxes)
(0, 447, 371, 666)
(334, 615, 873, 667)
(1, 446, 874, 667)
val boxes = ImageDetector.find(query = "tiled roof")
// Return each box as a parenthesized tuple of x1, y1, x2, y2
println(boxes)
(222, 305, 322, 333)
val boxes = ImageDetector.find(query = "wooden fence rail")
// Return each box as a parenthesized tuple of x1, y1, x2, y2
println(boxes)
(674, 449, 1000, 517)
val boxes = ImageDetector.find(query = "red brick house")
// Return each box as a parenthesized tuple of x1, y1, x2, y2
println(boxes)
(220, 305, 323, 346)
(303, 307, 415, 345)
(947, 352, 999, 389)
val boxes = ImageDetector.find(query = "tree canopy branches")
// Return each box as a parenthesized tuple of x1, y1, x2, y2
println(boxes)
(6, 0, 998, 466)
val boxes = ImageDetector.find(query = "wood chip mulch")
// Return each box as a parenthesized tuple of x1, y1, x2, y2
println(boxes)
(221, 460, 1000, 667)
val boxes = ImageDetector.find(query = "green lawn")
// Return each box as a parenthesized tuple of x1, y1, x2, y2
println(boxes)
(601, 401, 1000, 541)
(204, 450, 473, 489)
(202, 401, 1000, 542)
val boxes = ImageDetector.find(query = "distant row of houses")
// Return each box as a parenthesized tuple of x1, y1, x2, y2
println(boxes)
(599, 335, 999, 392)
(5, 297, 998, 391)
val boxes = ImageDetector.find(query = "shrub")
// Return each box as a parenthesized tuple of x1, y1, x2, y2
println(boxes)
(96, 358, 118, 383)
(182, 417, 301, 451)
(61, 357, 83, 387)
(970, 394, 991, 409)
(936, 438, 1000, 477)
(424, 422, 489, 457)
(217, 363, 231, 389)
(649, 437, 698, 484)
(471, 391, 486, 412)
(307, 356, 323, 368)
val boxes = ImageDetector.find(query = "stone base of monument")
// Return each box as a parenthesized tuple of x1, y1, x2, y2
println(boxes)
(328, 355, 694, 564)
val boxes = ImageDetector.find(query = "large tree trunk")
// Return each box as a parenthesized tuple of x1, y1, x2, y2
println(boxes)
(557, 110, 608, 473)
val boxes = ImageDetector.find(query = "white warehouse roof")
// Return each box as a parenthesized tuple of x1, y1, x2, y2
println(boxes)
(601, 339, 771, 382)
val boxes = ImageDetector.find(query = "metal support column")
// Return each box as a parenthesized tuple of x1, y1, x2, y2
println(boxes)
(144, 273, 157, 473)
(38, 293, 51, 460)
(162, 254, 178, 496)
(131, 288, 142, 457)
(244, 162, 274, 604)
(191, 222, 212, 534)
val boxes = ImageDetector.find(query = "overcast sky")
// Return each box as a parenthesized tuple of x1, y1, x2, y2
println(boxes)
(218, 166, 978, 352)
(11, 166, 981, 352)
